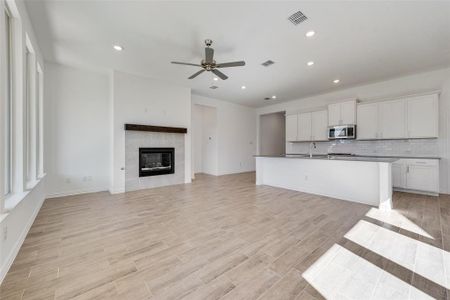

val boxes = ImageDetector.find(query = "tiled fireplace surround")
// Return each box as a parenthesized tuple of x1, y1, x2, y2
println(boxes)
(288, 138, 441, 157)
(125, 131, 185, 191)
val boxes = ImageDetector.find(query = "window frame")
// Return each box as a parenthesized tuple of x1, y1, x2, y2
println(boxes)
(3, 4, 13, 197)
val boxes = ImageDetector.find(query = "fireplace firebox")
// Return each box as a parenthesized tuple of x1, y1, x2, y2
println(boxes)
(139, 148, 175, 177)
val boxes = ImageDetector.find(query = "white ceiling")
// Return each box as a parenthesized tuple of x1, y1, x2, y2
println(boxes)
(25, 1, 450, 107)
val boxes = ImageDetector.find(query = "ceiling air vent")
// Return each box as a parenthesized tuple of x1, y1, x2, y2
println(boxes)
(288, 10, 308, 25)
(209, 85, 218, 89)
(261, 60, 275, 67)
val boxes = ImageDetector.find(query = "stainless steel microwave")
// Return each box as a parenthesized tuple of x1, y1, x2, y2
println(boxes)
(328, 125, 356, 140)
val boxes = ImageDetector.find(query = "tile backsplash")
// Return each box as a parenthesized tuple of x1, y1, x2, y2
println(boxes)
(287, 139, 440, 157)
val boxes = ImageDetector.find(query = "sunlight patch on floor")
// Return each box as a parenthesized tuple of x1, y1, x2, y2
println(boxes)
(345, 220, 449, 289)
(366, 208, 433, 239)
(303, 244, 433, 299)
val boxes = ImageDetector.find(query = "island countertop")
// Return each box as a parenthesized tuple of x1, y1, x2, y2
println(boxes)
(255, 155, 393, 210)
(254, 154, 398, 163)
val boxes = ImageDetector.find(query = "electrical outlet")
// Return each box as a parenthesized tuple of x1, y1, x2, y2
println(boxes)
(304, 175, 308, 181)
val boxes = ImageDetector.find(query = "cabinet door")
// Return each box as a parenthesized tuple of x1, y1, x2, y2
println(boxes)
(297, 113, 312, 141)
(285, 114, 298, 142)
(407, 94, 438, 138)
(328, 103, 341, 126)
(406, 165, 438, 192)
(379, 99, 406, 139)
(357, 103, 378, 139)
(311, 110, 328, 141)
(392, 162, 405, 188)
(340, 100, 356, 125)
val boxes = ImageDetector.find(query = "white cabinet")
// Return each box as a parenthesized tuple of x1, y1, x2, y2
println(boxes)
(392, 159, 439, 194)
(311, 110, 328, 141)
(297, 113, 312, 141)
(341, 101, 356, 125)
(285, 114, 298, 142)
(405, 161, 439, 193)
(379, 99, 406, 139)
(392, 162, 406, 188)
(286, 110, 328, 142)
(328, 100, 356, 126)
(407, 94, 439, 138)
(328, 103, 341, 126)
(357, 94, 438, 140)
(357, 103, 378, 139)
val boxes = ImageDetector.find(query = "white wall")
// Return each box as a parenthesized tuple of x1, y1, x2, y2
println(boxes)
(44, 63, 110, 197)
(192, 104, 218, 176)
(259, 112, 285, 156)
(0, 0, 46, 283)
(111, 70, 192, 193)
(192, 94, 256, 175)
(192, 104, 203, 174)
(256, 67, 450, 193)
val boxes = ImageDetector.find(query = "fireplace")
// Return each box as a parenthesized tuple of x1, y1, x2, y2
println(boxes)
(139, 148, 175, 177)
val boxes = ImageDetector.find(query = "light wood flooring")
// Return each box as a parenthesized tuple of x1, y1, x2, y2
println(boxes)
(1, 172, 449, 300)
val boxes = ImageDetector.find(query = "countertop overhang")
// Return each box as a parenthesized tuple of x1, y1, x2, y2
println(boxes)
(255, 154, 406, 163)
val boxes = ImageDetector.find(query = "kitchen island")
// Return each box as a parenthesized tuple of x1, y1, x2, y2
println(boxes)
(255, 154, 397, 210)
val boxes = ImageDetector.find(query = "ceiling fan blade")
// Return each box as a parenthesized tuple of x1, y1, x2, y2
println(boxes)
(216, 61, 246, 68)
(171, 61, 202, 67)
(188, 69, 205, 79)
(211, 69, 228, 80)
(205, 47, 214, 63)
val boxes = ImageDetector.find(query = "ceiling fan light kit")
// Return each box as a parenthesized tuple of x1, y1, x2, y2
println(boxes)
(171, 39, 245, 80)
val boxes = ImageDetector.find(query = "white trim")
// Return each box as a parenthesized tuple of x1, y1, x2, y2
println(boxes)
(0, 184, 45, 284)
(46, 187, 108, 199)
(109, 187, 125, 194)
(358, 89, 441, 105)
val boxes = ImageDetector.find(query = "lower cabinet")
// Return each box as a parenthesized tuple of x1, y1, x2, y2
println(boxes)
(392, 159, 439, 194)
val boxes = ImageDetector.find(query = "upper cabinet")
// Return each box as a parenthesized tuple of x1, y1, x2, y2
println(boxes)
(297, 113, 312, 141)
(311, 110, 328, 141)
(285, 110, 328, 142)
(357, 93, 438, 140)
(328, 100, 356, 126)
(379, 99, 406, 139)
(285, 114, 298, 142)
(356, 103, 378, 139)
(407, 94, 439, 138)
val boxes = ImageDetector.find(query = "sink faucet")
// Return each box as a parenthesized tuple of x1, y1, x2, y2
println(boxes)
(309, 142, 317, 158)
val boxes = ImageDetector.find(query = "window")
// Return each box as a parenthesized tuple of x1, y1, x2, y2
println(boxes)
(4, 6, 13, 196)
(25, 46, 34, 185)
(36, 64, 43, 177)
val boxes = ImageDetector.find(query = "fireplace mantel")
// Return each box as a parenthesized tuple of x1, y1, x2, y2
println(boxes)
(124, 124, 187, 134)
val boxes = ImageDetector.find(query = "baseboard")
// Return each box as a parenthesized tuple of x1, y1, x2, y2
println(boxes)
(393, 187, 439, 197)
(217, 169, 256, 176)
(47, 187, 108, 198)
(0, 191, 45, 284)
(109, 187, 125, 194)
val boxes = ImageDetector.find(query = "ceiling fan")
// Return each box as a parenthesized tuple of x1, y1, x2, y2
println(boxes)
(171, 39, 245, 80)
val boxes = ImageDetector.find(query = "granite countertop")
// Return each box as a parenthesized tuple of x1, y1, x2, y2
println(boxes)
(254, 153, 440, 163)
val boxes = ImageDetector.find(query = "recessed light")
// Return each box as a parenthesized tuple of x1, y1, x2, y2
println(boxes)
(333, 79, 340, 84)
(306, 30, 315, 38)
(113, 45, 123, 51)
(307, 61, 314, 66)
(241, 85, 246, 90)
(271, 95, 277, 99)
(213, 77, 219, 81)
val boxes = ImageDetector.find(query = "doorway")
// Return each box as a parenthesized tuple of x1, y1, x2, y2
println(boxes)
(192, 104, 218, 176)
(259, 112, 286, 155)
